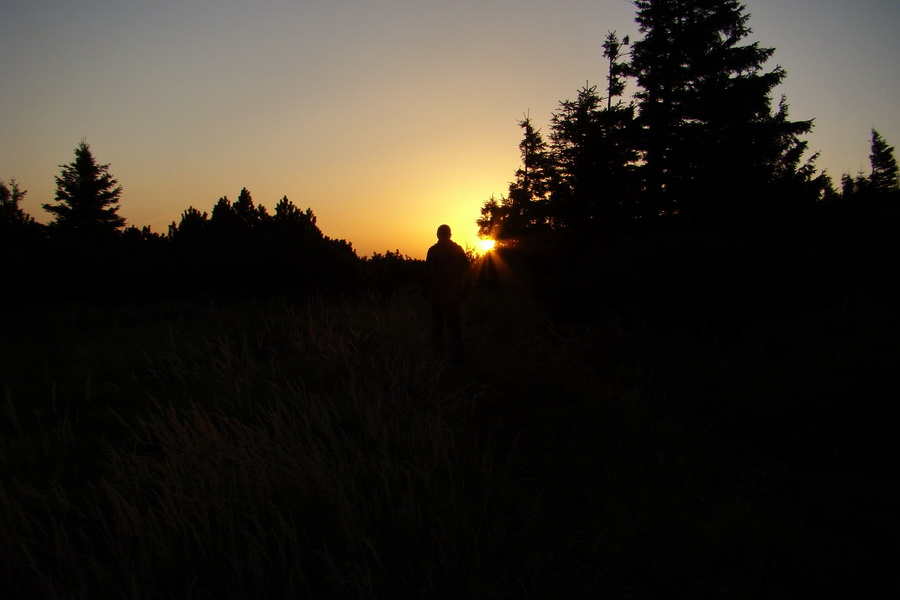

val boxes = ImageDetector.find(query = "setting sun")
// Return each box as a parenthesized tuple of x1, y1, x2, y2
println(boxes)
(479, 238, 496, 252)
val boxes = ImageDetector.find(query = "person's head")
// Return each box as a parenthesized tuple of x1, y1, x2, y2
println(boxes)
(436, 224, 452, 240)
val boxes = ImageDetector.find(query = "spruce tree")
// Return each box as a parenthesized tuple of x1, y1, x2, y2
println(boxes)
(869, 129, 899, 196)
(840, 130, 899, 201)
(478, 116, 555, 242)
(43, 140, 126, 235)
(628, 0, 818, 223)
(168, 206, 209, 241)
(274, 196, 320, 237)
(549, 80, 639, 235)
(549, 84, 606, 233)
(505, 116, 555, 235)
(0, 179, 34, 228)
(603, 31, 630, 111)
(233, 187, 260, 228)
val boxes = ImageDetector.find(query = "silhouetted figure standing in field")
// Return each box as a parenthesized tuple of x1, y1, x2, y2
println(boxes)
(424, 224, 470, 362)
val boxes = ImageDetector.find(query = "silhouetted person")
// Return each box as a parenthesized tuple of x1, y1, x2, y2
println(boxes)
(423, 224, 470, 362)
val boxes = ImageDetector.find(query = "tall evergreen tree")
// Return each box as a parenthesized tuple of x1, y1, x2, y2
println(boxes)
(478, 116, 555, 242)
(209, 195, 242, 241)
(168, 206, 209, 241)
(628, 0, 818, 223)
(841, 172, 863, 200)
(43, 140, 126, 235)
(841, 130, 900, 201)
(0, 179, 35, 228)
(869, 129, 899, 196)
(273, 195, 321, 238)
(602, 31, 630, 111)
(600, 32, 641, 225)
(549, 80, 639, 235)
(549, 84, 605, 232)
(233, 187, 261, 228)
(510, 115, 555, 230)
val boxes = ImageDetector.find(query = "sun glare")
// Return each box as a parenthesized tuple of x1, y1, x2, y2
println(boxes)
(479, 238, 496, 253)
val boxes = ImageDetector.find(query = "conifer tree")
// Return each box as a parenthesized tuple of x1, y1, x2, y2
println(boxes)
(209, 195, 242, 240)
(0, 179, 34, 228)
(478, 116, 555, 242)
(233, 187, 259, 228)
(602, 31, 630, 111)
(168, 206, 209, 241)
(869, 129, 899, 196)
(274, 196, 321, 238)
(211, 196, 235, 222)
(549, 79, 639, 234)
(43, 141, 126, 235)
(628, 0, 818, 222)
(549, 84, 606, 232)
(511, 116, 554, 220)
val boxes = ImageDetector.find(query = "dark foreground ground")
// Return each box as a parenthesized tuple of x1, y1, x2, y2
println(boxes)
(2, 262, 898, 598)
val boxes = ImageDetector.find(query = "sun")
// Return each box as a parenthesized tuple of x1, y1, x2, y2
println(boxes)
(479, 238, 496, 252)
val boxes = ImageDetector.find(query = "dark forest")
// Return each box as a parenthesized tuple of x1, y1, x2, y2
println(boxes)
(2, 1, 899, 597)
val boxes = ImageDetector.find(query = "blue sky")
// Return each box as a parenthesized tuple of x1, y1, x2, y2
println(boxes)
(2, 0, 898, 257)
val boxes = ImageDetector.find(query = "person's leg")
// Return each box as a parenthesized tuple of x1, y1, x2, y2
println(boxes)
(446, 302, 463, 362)
(431, 302, 445, 349)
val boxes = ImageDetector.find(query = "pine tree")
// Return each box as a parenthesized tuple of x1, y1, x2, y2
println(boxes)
(478, 116, 555, 242)
(869, 129, 899, 196)
(549, 84, 606, 232)
(0, 179, 35, 228)
(549, 80, 639, 234)
(628, 0, 818, 223)
(840, 130, 899, 202)
(274, 195, 320, 237)
(168, 206, 209, 241)
(233, 187, 259, 228)
(43, 140, 126, 235)
(602, 31, 630, 111)
(506, 116, 555, 234)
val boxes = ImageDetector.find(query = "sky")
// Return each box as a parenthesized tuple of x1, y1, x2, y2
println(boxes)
(2, 0, 898, 258)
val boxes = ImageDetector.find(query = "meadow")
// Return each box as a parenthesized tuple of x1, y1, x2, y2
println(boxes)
(2, 280, 898, 598)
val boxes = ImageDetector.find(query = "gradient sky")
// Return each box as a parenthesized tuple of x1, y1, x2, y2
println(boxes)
(3, 0, 898, 258)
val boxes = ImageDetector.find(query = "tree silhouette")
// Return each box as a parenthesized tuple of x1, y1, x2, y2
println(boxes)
(210, 195, 240, 235)
(168, 206, 209, 241)
(478, 116, 555, 243)
(628, 0, 821, 223)
(1, 179, 44, 302)
(43, 140, 126, 236)
(510, 116, 555, 232)
(1, 179, 35, 229)
(603, 31, 630, 110)
(549, 84, 607, 233)
(841, 130, 899, 202)
(869, 129, 899, 197)
(549, 80, 639, 234)
(161, 189, 359, 295)
(233, 187, 271, 229)
(273, 195, 320, 237)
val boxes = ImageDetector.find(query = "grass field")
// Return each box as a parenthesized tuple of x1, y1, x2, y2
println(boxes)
(2, 284, 898, 598)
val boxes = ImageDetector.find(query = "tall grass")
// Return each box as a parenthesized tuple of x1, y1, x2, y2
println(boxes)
(2, 289, 898, 597)
(1, 292, 535, 598)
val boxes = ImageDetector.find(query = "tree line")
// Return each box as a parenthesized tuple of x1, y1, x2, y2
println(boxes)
(1, 138, 429, 301)
(3, 0, 898, 307)
(1, 140, 368, 301)
(469, 0, 899, 326)
(478, 0, 898, 249)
